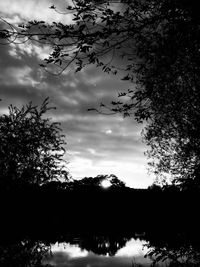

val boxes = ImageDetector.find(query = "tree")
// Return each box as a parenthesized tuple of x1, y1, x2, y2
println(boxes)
(0, 239, 51, 267)
(68, 174, 125, 189)
(1, 0, 200, 186)
(0, 99, 69, 188)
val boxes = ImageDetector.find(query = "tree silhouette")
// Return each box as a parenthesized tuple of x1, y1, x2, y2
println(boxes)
(1, 0, 200, 185)
(0, 239, 52, 267)
(0, 99, 69, 189)
(69, 174, 125, 189)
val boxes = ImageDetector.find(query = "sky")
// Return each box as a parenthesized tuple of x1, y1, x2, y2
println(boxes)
(0, 0, 155, 188)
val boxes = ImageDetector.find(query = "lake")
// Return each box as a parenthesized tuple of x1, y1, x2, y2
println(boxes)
(1, 227, 200, 267)
(1, 189, 200, 266)
(44, 238, 152, 267)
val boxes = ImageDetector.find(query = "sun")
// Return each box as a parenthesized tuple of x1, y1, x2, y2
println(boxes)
(101, 180, 111, 188)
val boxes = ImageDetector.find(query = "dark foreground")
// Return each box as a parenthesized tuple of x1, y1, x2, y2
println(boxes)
(0, 186, 200, 266)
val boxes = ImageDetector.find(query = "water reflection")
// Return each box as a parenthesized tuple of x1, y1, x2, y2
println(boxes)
(0, 239, 51, 267)
(68, 234, 131, 256)
(146, 238, 200, 266)
(2, 178, 200, 266)
(116, 238, 148, 257)
(1, 230, 200, 267)
(44, 238, 151, 267)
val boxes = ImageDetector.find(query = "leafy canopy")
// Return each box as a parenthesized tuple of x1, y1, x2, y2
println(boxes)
(0, 99, 69, 187)
(64, 174, 125, 189)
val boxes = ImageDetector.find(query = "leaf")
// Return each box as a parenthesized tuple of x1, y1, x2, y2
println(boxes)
(118, 92, 127, 97)
(79, 24, 86, 31)
(121, 75, 130, 81)
(45, 59, 54, 63)
(75, 67, 82, 72)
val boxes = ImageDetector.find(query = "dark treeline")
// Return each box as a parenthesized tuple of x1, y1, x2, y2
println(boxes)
(1, 176, 200, 236)
(0, 154, 200, 266)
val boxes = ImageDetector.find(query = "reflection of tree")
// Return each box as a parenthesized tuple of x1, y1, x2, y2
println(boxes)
(68, 234, 131, 256)
(0, 234, 130, 266)
(2, 229, 200, 266)
(146, 245, 200, 266)
(144, 232, 200, 266)
(0, 239, 51, 267)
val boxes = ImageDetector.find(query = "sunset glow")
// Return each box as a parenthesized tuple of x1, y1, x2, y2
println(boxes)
(101, 180, 111, 188)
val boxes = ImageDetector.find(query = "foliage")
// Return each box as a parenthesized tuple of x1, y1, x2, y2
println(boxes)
(68, 174, 125, 188)
(146, 242, 200, 266)
(0, 240, 51, 267)
(0, 99, 68, 188)
(1, 0, 200, 185)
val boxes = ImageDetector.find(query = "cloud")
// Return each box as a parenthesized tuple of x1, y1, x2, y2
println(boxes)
(0, 0, 73, 24)
(0, 1, 154, 188)
(9, 42, 52, 61)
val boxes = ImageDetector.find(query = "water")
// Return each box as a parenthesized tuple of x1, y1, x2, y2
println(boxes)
(1, 227, 200, 266)
(44, 238, 151, 267)
(1, 189, 200, 266)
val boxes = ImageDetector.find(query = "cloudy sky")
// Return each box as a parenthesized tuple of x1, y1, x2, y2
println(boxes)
(0, 0, 154, 188)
